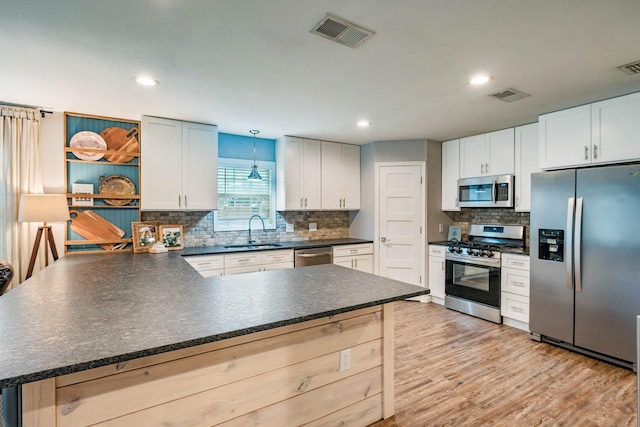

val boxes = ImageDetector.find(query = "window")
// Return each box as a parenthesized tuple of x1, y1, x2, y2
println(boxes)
(214, 158, 276, 231)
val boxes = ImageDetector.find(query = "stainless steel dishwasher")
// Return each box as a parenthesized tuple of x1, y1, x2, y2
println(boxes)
(294, 247, 333, 267)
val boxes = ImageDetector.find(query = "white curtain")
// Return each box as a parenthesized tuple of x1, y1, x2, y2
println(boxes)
(0, 105, 43, 286)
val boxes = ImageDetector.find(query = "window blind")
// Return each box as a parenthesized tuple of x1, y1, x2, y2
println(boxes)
(217, 166, 272, 220)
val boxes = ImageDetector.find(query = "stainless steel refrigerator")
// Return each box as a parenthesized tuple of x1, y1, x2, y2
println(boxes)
(530, 163, 640, 368)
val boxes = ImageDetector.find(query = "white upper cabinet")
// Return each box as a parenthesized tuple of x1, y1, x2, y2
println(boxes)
(539, 92, 640, 170)
(459, 128, 514, 178)
(514, 123, 539, 212)
(141, 117, 218, 211)
(591, 91, 640, 164)
(441, 139, 460, 211)
(276, 136, 321, 210)
(538, 104, 591, 169)
(321, 141, 360, 210)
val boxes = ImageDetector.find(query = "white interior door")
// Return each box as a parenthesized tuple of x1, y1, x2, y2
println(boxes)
(376, 163, 425, 288)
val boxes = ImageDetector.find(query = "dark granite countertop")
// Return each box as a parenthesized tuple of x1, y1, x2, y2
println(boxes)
(0, 252, 425, 388)
(180, 238, 373, 256)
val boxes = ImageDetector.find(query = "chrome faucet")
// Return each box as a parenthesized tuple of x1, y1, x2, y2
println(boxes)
(248, 215, 265, 244)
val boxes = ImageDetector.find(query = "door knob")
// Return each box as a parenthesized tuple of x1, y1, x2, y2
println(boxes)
(380, 237, 388, 243)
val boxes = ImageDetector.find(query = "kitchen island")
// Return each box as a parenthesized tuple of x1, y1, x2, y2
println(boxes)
(0, 252, 426, 426)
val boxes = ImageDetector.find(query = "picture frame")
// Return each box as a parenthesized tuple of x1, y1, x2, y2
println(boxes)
(71, 183, 94, 206)
(131, 222, 160, 253)
(159, 224, 184, 250)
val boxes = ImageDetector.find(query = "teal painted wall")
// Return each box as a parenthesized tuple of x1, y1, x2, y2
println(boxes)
(218, 133, 275, 162)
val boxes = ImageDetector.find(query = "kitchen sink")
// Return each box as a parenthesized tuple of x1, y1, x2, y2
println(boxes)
(224, 243, 283, 250)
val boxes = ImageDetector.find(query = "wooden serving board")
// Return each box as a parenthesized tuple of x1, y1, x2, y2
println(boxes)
(100, 127, 139, 163)
(69, 210, 125, 250)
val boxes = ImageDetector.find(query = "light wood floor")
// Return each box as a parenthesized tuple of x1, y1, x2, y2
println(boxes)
(372, 301, 637, 427)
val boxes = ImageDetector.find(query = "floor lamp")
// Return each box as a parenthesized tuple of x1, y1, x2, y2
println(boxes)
(18, 194, 70, 279)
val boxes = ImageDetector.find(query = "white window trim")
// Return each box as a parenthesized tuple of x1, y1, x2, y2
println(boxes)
(214, 158, 277, 232)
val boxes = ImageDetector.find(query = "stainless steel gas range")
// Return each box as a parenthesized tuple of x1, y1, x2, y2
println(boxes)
(444, 224, 525, 323)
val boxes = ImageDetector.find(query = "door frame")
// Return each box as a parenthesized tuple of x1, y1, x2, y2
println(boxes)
(374, 161, 426, 298)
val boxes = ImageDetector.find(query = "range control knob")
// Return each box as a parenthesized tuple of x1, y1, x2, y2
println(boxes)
(482, 250, 494, 258)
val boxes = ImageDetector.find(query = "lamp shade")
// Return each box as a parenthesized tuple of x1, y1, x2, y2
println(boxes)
(18, 194, 70, 223)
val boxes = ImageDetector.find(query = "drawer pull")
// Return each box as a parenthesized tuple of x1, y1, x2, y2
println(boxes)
(197, 263, 210, 266)
(511, 281, 525, 287)
(511, 261, 525, 266)
(237, 259, 251, 262)
(510, 306, 524, 313)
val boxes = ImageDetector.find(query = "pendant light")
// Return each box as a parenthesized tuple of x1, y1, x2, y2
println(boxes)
(247, 129, 262, 181)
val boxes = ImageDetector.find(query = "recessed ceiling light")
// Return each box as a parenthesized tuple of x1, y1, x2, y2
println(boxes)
(470, 75, 491, 85)
(135, 76, 159, 86)
(357, 120, 371, 127)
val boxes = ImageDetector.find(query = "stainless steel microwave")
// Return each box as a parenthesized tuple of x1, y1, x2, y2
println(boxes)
(458, 175, 514, 208)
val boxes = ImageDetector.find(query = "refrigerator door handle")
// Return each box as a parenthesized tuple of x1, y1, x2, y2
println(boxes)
(566, 197, 575, 290)
(575, 197, 583, 292)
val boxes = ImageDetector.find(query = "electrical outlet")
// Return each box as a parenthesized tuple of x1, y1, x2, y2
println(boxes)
(309, 222, 317, 232)
(439, 223, 444, 233)
(286, 223, 294, 233)
(339, 349, 351, 372)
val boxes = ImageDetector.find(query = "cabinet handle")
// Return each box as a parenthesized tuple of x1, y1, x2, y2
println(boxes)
(512, 261, 525, 266)
(481, 164, 485, 174)
(441, 260, 444, 271)
(178, 195, 181, 208)
(304, 198, 307, 208)
(455, 198, 459, 207)
(510, 306, 524, 313)
(511, 281, 525, 287)
(593, 144, 598, 160)
(300, 198, 303, 208)
(351, 259, 354, 268)
(238, 258, 251, 262)
(355, 259, 358, 268)
(185, 195, 188, 209)
(584, 146, 589, 160)
(485, 163, 489, 173)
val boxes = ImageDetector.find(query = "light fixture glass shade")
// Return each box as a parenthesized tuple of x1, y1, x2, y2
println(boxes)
(247, 164, 262, 181)
(18, 194, 70, 223)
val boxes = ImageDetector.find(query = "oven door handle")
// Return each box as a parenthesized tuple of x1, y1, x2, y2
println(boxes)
(445, 255, 500, 268)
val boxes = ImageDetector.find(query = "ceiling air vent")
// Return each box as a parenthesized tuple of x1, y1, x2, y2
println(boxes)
(488, 88, 531, 103)
(618, 60, 640, 75)
(310, 13, 374, 48)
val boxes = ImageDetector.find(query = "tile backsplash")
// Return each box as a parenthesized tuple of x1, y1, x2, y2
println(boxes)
(141, 210, 350, 248)
(444, 208, 531, 247)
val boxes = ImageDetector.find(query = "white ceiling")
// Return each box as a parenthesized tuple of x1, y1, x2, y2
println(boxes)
(3, 0, 640, 144)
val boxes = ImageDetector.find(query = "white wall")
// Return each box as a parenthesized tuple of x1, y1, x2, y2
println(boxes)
(39, 112, 66, 255)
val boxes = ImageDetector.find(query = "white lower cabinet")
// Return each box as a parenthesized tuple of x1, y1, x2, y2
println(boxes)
(333, 243, 373, 273)
(225, 250, 294, 275)
(428, 245, 446, 304)
(501, 253, 530, 330)
(183, 255, 224, 278)
(185, 250, 294, 277)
